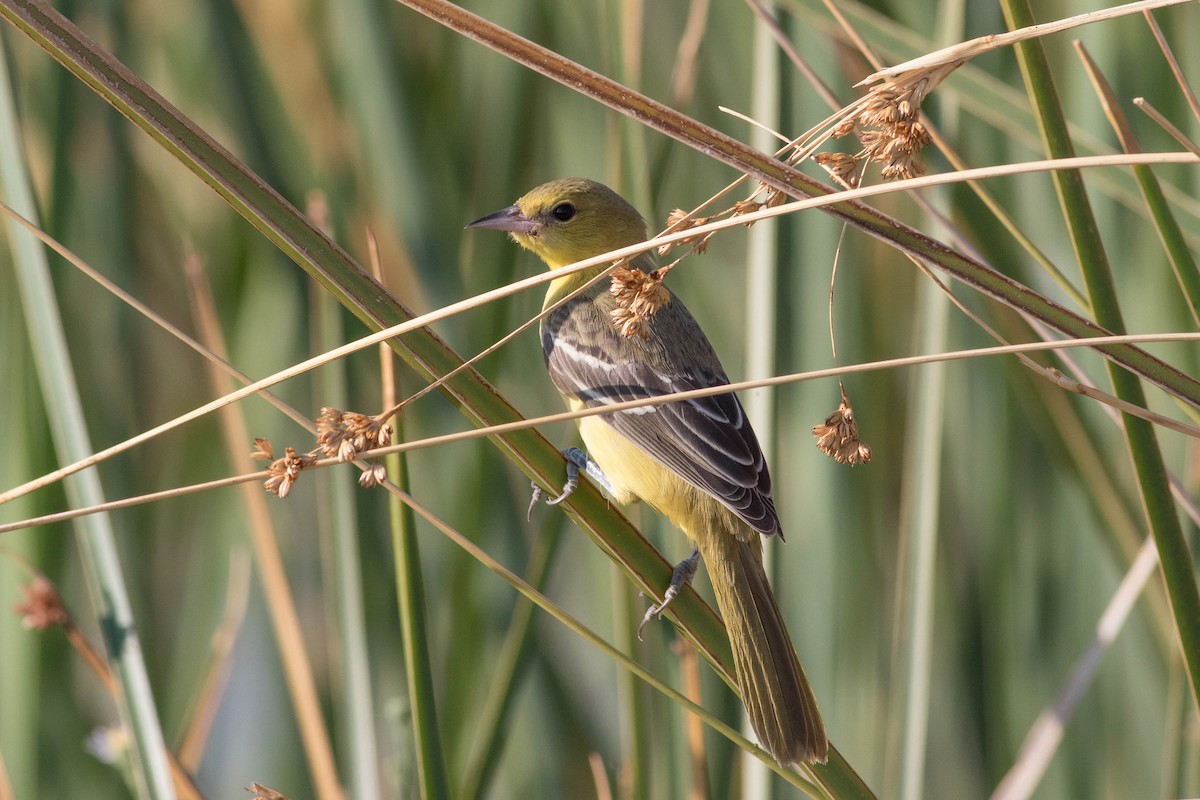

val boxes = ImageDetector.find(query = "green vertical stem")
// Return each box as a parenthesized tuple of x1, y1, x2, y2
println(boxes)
(896, 8, 960, 797)
(743, 5, 781, 797)
(313, 294, 381, 800)
(458, 524, 563, 800)
(0, 36, 176, 800)
(613, 564, 651, 800)
(1002, 0, 1200, 711)
(896, 281, 948, 800)
(614, 0, 652, 207)
(387, 432, 450, 800)
(0, 218, 42, 800)
(612, 4, 653, 791)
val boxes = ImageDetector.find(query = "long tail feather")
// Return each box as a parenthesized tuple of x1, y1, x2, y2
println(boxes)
(695, 531, 828, 765)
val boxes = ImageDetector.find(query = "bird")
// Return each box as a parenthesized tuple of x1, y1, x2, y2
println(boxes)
(468, 177, 827, 765)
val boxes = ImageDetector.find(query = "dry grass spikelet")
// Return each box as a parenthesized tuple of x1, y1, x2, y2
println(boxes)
(13, 577, 70, 630)
(358, 463, 388, 488)
(732, 198, 763, 218)
(316, 406, 394, 462)
(764, 188, 788, 208)
(845, 63, 955, 181)
(665, 208, 693, 229)
(732, 184, 786, 228)
(246, 784, 291, 800)
(659, 209, 713, 255)
(610, 265, 670, 338)
(263, 447, 318, 498)
(815, 152, 861, 188)
(830, 117, 857, 138)
(611, 307, 651, 339)
(812, 396, 872, 465)
(250, 437, 274, 461)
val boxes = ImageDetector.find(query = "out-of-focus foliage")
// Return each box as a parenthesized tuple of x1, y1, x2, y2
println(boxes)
(1, 0, 1198, 798)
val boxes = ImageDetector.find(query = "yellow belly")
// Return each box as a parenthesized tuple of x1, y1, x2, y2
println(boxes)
(577, 415, 677, 506)
(576, 412, 752, 544)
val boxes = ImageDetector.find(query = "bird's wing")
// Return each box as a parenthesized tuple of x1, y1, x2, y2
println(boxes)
(543, 293, 780, 537)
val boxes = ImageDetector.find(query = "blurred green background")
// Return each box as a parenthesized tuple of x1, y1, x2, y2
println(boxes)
(1, 0, 1198, 798)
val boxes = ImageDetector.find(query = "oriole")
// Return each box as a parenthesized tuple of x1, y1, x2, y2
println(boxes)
(469, 177, 827, 765)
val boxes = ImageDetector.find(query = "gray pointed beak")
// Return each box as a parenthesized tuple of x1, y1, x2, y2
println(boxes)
(466, 204, 540, 235)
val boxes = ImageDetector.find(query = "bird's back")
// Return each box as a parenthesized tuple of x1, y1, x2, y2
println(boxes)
(541, 276, 781, 538)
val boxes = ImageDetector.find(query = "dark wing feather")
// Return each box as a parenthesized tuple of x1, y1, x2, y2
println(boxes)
(543, 289, 781, 537)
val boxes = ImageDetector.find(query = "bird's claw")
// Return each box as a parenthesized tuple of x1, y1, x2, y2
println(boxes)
(528, 448, 614, 519)
(638, 548, 701, 640)
(527, 482, 542, 522)
(545, 460, 580, 506)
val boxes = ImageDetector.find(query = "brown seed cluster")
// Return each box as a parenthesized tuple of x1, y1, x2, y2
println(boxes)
(316, 407, 393, 462)
(610, 265, 671, 339)
(857, 74, 935, 180)
(246, 784, 290, 800)
(260, 446, 317, 499)
(814, 151, 861, 188)
(658, 208, 713, 256)
(13, 577, 69, 630)
(818, 67, 949, 182)
(731, 186, 789, 225)
(253, 408, 395, 498)
(812, 397, 873, 466)
(358, 463, 388, 488)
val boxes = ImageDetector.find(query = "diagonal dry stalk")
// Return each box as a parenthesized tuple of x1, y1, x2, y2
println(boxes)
(858, 0, 1193, 83)
(4, 330, 1198, 539)
(5, 146, 1194, 508)
(394, 0, 1200, 412)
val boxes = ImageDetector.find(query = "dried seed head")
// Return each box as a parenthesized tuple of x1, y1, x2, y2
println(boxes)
(611, 306, 652, 339)
(246, 784, 291, 800)
(659, 210, 712, 255)
(610, 263, 644, 304)
(251, 438, 274, 461)
(13, 577, 69, 630)
(764, 188, 788, 208)
(611, 264, 671, 338)
(264, 447, 317, 498)
(358, 463, 388, 488)
(610, 265, 670, 336)
(880, 156, 925, 181)
(316, 408, 394, 462)
(315, 407, 343, 457)
(812, 397, 873, 465)
(732, 199, 762, 217)
(665, 208, 693, 228)
(852, 68, 946, 181)
(831, 116, 857, 138)
(815, 152, 861, 188)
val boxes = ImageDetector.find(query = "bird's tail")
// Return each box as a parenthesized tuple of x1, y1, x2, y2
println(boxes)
(695, 530, 828, 765)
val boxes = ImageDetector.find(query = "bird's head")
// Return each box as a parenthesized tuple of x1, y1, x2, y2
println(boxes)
(467, 177, 648, 269)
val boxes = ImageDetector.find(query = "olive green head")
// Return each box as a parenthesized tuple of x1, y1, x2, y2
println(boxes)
(467, 177, 648, 268)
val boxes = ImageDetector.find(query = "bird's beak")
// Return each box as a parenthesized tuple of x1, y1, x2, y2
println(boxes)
(466, 204, 541, 235)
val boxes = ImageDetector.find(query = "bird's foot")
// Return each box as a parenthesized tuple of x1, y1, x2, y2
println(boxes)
(638, 548, 701, 640)
(526, 482, 543, 521)
(528, 448, 614, 520)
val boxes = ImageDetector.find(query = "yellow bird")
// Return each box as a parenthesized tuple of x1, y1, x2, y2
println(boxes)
(469, 177, 827, 765)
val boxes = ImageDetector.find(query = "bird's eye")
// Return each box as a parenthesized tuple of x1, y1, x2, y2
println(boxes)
(551, 202, 576, 222)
